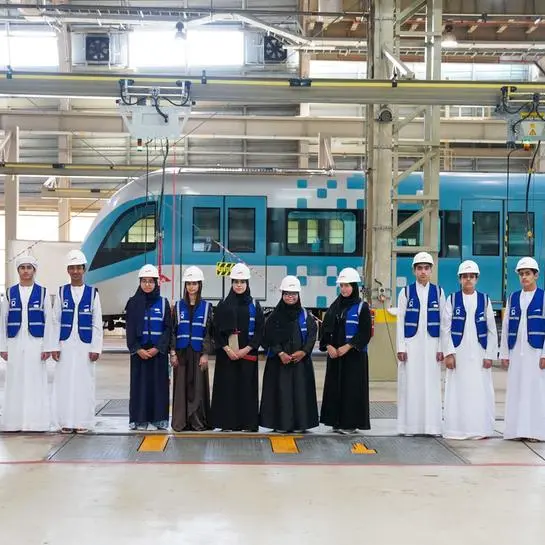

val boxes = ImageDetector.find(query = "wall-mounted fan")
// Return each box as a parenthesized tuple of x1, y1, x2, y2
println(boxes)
(264, 35, 287, 63)
(85, 35, 110, 64)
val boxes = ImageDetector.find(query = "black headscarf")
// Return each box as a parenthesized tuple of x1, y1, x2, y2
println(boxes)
(215, 281, 252, 333)
(322, 282, 361, 334)
(125, 279, 161, 337)
(263, 294, 302, 348)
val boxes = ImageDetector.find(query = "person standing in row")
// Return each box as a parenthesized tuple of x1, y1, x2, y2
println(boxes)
(396, 252, 445, 437)
(441, 260, 498, 440)
(125, 264, 171, 431)
(319, 268, 372, 434)
(0, 255, 53, 432)
(211, 263, 264, 432)
(170, 266, 213, 432)
(51, 250, 103, 433)
(500, 257, 545, 442)
(260, 276, 319, 433)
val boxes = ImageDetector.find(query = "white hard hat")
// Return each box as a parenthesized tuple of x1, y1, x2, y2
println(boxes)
(66, 249, 87, 267)
(515, 256, 539, 272)
(138, 264, 159, 278)
(336, 267, 361, 284)
(412, 252, 434, 267)
(230, 263, 251, 280)
(280, 275, 301, 292)
(183, 265, 204, 283)
(457, 260, 480, 276)
(15, 254, 37, 269)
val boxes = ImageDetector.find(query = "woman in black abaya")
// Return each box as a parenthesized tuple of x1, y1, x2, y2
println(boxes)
(320, 267, 372, 434)
(125, 264, 172, 431)
(210, 263, 264, 432)
(260, 275, 318, 433)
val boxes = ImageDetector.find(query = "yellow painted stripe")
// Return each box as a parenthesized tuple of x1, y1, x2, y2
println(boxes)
(138, 435, 169, 452)
(351, 442, 377, 455)
(270, 436, 300, 454)
(373, 309, 397, 324)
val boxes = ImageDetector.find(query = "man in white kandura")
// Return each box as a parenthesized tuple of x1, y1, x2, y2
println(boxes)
(441, 260, 498, 439)
(0, 255, 53, 432)
(500, 256, 545, 443)
(396, 251, 445, 436)
(51, 249, 103, 433)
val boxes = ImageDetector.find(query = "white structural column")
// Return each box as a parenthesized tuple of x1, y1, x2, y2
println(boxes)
(57, 24, 72, 241)
(4, 126, 20, 286)
(391, 0, 442, 292)
(422, 0, 441, 273)
(365, 0, 396, 380)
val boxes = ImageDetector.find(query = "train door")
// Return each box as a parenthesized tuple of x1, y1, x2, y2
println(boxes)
(504, 199, 545, 297)
(181, 195, 267, 301)
(461, 199, 503, 305)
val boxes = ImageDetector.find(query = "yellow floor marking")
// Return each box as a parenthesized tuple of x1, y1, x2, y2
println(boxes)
(270, 436, 300, 454)
(351, 442, 377, 455)
(138, 435, 169, 452)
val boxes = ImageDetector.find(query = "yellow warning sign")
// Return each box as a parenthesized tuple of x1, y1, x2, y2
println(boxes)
(529, 123, 537, 136)
(215, 262, 236, 277)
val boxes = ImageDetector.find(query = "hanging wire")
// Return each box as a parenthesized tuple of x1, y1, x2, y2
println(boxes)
(524, 140, 541, 255)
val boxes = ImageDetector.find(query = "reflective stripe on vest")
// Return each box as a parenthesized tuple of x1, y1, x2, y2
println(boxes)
(404, 283, 441, 338)
(176, 299, 211, 352)
(141, 297, 166, 346)
(248, 299, 256, 338)
(7, 284, 46, 339)
(508, 288, 545, 350)
(345, 301, 367, 352)
(60, 284, 95, 344)
(450, 291, 488, 350)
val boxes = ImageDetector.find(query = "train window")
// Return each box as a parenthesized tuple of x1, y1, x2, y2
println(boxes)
(508, 212, 534, 256)
(193, 208, 220, 252)
(439, 211, 461, 258)
(396, 210, 421, 248)
(472, 211, 500, 256)
(286, 210, 357, 255)
(89, 202, 156, 270)
(228, 208, 255, 253)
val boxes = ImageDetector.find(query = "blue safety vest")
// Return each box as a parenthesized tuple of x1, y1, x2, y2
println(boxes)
(59, 284, 96, 344)
(267, 308, 308, 357)
(450, 291, 488, 349)
(6, 283, 46, 339)
(176, 299, 211, 352)
(404, 283, 441, 338)
(507, 288, 545, 350)
(344, 301, 368, 352)
(141, 296, 166, 346)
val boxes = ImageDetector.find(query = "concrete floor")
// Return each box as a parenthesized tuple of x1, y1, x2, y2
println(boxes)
(1, 342, 544, 544)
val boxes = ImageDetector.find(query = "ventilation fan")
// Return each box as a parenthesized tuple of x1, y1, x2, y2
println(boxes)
(85, 35, 110, 64)
(264, 35, 287, 63)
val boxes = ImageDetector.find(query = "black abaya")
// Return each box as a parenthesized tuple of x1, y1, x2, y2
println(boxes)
(210, 289, 264, 431)
(125, 290, 172, 427)
(260, 304, 319, 432)
(319, 295, 372, 430)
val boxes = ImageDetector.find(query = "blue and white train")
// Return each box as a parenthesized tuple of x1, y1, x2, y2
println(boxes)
(81, 170, 544, 326)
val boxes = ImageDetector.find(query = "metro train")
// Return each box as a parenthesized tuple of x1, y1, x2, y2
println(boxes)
(80, 170, 545, 326)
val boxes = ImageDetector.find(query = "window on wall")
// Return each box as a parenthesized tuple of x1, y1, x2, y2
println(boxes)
(508, 212, 534, 256)
(228, 208, 255, 253)
(396, 210, 421, 247)
(472, 211, 500, 256)
(439, 211, 461, 258)
(193, 208, 220, 252)
(5, 31, 59, 67)
(286, 210, 358, 255)
(90, 202, 156, 270)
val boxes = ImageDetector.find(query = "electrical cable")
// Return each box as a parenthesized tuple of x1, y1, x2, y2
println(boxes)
(524, 140, 541, 255)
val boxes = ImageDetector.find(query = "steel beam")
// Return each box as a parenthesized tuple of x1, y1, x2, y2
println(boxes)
(0, 72, 543, 106)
